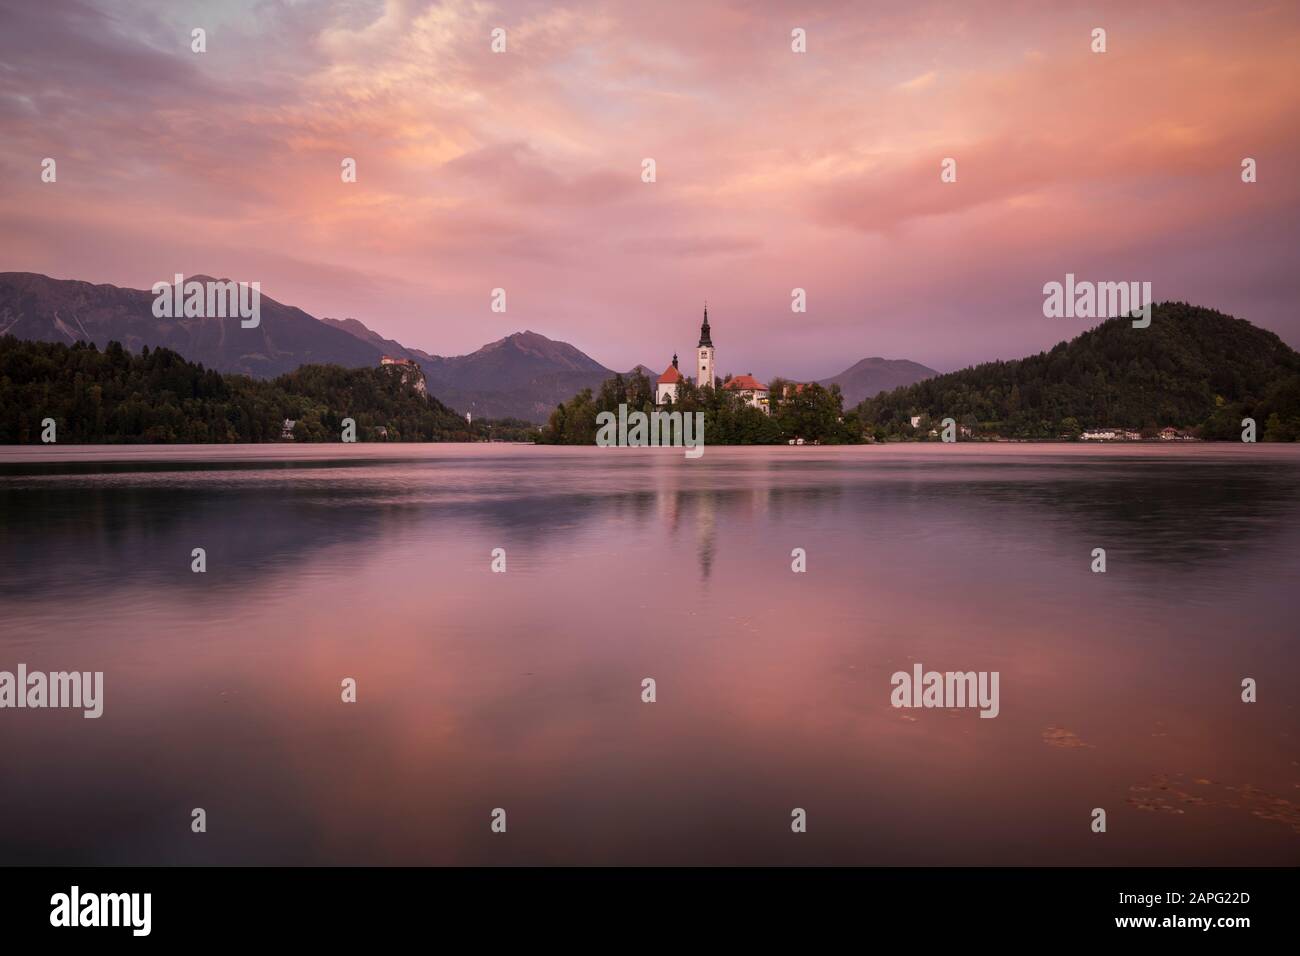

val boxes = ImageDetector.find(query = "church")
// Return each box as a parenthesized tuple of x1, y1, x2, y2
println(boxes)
(655, 307, 770, 413)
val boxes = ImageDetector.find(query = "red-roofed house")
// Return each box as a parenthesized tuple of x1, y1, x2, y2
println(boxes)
(656, 354, 683, 405)
(724, 373, 770, 413)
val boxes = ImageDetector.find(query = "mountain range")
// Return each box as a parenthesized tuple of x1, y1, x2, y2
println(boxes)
(817, 357, 940, 407)
(0, 272, 380, 377)
(320, 319, 643, 422)
(0, 272, 936, 422)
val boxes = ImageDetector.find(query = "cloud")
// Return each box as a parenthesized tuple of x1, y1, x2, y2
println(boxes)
(895, 70, 937, 92)
(0, 0, 1298, 374)
(619, 236, 763, 257)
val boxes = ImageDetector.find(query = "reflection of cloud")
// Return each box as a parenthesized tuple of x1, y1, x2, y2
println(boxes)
(3, 449, 1297, 609)
(4, 446, 1300, 863)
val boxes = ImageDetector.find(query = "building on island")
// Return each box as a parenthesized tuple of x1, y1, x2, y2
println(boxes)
(657, 354, 683, 405)
(696, 306, 715, 390)
(723, 373, 769, 411)
(281, 419, 296, 440)
(655, 306, 773, 415)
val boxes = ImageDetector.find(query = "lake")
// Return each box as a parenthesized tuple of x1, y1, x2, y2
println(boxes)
(1, 443, 1297, 865)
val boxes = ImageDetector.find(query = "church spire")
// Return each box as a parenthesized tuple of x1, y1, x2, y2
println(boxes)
(698, 303, 713, 347)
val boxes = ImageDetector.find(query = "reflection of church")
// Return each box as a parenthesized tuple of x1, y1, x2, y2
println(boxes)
(655, 307, 770, 413)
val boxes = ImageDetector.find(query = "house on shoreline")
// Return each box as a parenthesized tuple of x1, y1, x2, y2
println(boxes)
(1078, 426, 1196, 441)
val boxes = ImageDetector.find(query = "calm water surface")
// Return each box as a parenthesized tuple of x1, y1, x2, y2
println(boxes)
(1, 444, 1298, 864)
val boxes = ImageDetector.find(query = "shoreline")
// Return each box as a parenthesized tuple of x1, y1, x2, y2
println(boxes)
(0, 440, 1290, 470)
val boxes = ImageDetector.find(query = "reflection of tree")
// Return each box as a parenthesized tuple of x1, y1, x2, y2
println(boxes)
(864, 454, 1300, 570)
(656, 485, 789, 583)
(695, 493, 716, 582)
(2, 451, 1294, 604)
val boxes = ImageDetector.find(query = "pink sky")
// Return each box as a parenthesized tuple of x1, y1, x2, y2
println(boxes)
(2, 0, 1298, 379)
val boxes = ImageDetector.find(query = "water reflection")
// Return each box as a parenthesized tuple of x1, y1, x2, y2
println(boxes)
(3, 448, 1296, 598)
(0, 445, 1297, 865)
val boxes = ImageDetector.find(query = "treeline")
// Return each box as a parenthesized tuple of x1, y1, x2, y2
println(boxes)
(0, 336, 483, 442)
(537, 369, 863, 445)
(480, 417, 543, 442)
(856, 303, 1300, 441)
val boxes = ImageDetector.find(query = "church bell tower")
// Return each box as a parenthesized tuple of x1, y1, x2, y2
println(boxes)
(697, 305, 715, 389)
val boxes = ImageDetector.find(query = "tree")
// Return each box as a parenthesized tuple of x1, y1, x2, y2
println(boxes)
(856, 303, 1300, 440)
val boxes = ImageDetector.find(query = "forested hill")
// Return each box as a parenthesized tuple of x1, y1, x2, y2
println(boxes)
(856, 303, 1300, 440)
(0, 336, 472, 443)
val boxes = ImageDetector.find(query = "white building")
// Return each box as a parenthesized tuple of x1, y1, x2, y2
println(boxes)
(656, 354, 683, 405)
(696, 306, 715, 390)
(723, 373, 770, 412)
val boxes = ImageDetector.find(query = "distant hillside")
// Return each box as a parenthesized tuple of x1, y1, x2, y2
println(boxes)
(857, 303, 1300, 441)
(0, 274, 644, 423)
(320, 316, 416, 361)
(324, 318, 643, 422)
(0, 272, 386, 378)
(817, 356, 937, 406)
(423, 332, 646, 423)
(0, 336, 470, 443)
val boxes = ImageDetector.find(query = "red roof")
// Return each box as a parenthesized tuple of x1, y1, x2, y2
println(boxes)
(658, 363, 683, 384)
(724, 373, 768, 391)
